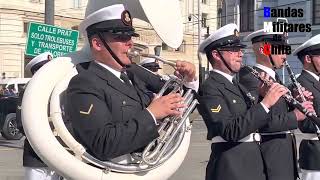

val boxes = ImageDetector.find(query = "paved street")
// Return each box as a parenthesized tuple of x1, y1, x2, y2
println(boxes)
(0, 112, 310, 180)
(0, 113, 210, 180)
(0, 137, 24, 180)
(170, 118, 210, 180)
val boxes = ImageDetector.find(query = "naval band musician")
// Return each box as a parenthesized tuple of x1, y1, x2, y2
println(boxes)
(293, 34, 320, 180)
(65, 4, 198, 161)
(197, 23, 288, 180)
(239, 29, 314, 180)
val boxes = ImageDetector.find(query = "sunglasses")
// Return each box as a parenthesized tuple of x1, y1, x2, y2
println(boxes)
(112, 34, 132, 42)
(103, 32, 132, 42)
(219, 47, 245, 54)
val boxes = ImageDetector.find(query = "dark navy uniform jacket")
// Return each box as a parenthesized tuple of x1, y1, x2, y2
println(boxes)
(239, 66, 298, 180)
(66, 61, 163, 161)
(297, 70, 320, 170)
(198, 71, 270, 180)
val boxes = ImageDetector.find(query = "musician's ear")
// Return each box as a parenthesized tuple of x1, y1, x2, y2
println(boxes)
(305, 55, 312, 64)
(91, 37, 103, 51)
(211, 50, 220, 60)
(259, 46, 264, 54)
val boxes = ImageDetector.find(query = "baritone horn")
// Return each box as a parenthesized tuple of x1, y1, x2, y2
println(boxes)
(128, 48, 199, 166)
(127, 49, 176, 67)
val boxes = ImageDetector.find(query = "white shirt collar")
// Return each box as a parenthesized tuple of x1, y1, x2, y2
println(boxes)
(213, 69, 234, 83)
(95, 61, 121, 80)
(255, 64, 276, 80)
(304, 69, 320, 81)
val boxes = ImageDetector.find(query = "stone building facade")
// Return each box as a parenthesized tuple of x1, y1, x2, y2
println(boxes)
(0, 0, 217, 78)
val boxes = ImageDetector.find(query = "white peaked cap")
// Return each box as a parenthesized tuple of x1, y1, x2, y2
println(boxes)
(25, 52, 53, 73)
(79, 4, 127, 36)
(140, 58, 156, 65)
(245, 29, 284, 42)
(199, 23, 243, 53)
(293, 34, 320, 56)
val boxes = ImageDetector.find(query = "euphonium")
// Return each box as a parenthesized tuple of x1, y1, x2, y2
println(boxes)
(127, 48, 199, 166)
(127, 49, 176, 67)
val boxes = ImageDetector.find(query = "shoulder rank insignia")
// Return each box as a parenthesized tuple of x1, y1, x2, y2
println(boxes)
(211, 105, 221, 113)
(80, 104, 93, 115)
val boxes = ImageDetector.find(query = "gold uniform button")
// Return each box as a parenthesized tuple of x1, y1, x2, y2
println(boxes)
(122, 101, 126, 105)
(233, 100, 237, 103)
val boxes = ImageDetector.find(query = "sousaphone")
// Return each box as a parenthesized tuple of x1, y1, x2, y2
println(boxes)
(22, 0, 191, 180)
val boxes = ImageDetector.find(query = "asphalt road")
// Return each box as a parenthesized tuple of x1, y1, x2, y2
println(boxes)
(0, 114, 210, 180)
(0, 137, 24, 180)
(0, 114, 309, 180)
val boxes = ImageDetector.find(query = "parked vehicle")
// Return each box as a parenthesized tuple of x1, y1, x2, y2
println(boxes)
(0, 78, 29, 140)
(0, 78, 30, 95)
(0, 95, 22, 140)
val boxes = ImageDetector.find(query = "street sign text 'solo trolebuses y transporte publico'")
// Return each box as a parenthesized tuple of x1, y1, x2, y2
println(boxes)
(25, 22, 79, 58)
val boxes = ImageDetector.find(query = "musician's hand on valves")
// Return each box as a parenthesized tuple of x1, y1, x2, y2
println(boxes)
(260, 83, 288, 109)
(293, 87, 314, 102)
(293, 101, 315, 121)
(174, 60, 196, 82)
(147, 93, 185, 120)
(257, 72, 272, 97)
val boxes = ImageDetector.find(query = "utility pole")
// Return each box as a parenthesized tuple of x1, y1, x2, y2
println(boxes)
(45, 0, 54, 25)
(197, 0, 203, 84)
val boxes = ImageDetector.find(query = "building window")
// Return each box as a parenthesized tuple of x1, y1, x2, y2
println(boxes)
(313, 0, 320, 25)
(73, 0, 81, 8)
(71, 25, 82, 39)
(217, 0, 226, 28)
(175, 40, 186, 52)
(23, 22, 30, 34)
(240, 0, 254, 32)
(71, 25, 78, 31)
(201, 13, 208, 28)
(202, 0, 207, 4)
(162, 42, 169, 51)
(218, 8, 223, 28)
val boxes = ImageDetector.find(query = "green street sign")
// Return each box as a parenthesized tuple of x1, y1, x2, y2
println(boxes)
(25, 22, 79, 58)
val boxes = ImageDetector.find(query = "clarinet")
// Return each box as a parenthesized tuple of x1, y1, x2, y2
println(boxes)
(244, 65, 320, 127)
(284, 61, 320, 134)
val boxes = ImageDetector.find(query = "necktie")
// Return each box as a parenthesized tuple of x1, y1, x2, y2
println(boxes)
(121, 72, 149, 107)
(232, 76, 239, 86)
(120, 72, 132, 86)
(275, 73, 283, 85)
(233, 77, 255, 105)
(232, 77, 242, 94)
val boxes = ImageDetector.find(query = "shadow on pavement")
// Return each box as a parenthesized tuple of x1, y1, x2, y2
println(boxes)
(0, 139, 24, 149)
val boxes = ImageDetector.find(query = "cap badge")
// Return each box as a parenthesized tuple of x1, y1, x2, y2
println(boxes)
(234, 29, 239, 37)
(121, 10, 132, 26)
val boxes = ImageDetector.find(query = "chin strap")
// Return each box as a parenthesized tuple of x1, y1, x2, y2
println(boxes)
(217, 49, 236, 74)
(310, 56, 320, 75)
(268, 55, 277, 69)
(97, 32, 127, 69)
